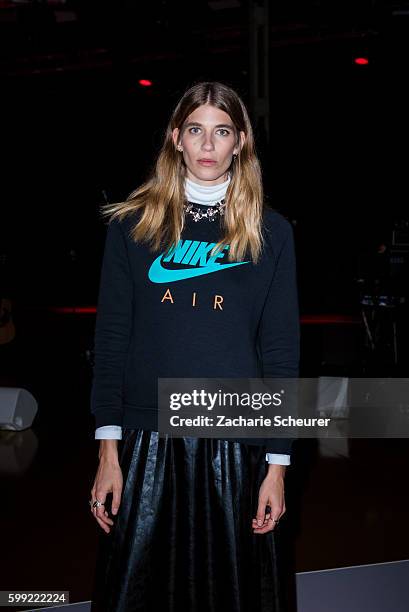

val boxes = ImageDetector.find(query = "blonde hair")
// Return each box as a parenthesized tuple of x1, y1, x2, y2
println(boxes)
(101, 81, 265, 263)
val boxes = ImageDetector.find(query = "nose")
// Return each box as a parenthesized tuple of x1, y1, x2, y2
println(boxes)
(201, 132, 215, 151)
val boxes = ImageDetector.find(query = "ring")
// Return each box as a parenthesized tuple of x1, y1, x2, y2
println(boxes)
(90, 499, 105, 508)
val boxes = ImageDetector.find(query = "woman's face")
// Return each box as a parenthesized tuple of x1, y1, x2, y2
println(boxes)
(172, 103, 245, 186)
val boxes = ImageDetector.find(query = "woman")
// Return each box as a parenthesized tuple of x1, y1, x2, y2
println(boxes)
(89, 81, 300, 612)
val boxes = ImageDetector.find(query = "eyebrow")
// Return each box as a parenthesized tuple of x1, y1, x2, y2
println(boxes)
(184, 122, 234, 130)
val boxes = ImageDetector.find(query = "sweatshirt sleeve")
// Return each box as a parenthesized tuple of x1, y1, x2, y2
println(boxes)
(257, 218, 300, 455)
(90, 217, 133, 428)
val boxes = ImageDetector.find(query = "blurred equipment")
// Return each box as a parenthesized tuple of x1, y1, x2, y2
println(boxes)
(0, 387, 38, 431)
(356, 219, 409, 369)
(0, 429, 38, 476)
(316, 376, 350, 459)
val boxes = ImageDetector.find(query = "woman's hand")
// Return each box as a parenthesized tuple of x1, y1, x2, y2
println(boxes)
(90, 442, 123, 534)
(252, 464, 286, 535)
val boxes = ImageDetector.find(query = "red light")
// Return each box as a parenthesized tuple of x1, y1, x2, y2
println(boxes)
(138, 79, 153, 87)
(354, 57, 369, 65)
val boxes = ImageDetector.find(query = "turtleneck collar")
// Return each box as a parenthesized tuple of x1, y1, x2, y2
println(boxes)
(185, 174, 231, 206)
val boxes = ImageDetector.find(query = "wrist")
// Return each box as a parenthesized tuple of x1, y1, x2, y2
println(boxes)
(98, 439, 119, 462)
(266, 463, 286, 480)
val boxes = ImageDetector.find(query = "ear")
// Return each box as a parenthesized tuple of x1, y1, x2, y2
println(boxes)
(172, 128, 180, 149)
(234, 130, 246, 155)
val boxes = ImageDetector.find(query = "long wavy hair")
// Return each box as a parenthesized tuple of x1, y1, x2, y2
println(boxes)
(100, 81, 266, 263)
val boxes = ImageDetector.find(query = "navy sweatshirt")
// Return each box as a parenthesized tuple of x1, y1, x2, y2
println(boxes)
(90, 203, 300, 455)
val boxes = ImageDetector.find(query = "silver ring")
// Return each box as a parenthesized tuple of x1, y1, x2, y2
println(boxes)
(91, 499, 104, 508)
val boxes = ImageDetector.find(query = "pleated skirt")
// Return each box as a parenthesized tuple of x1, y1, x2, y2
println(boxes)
(91, 428, 286, 612)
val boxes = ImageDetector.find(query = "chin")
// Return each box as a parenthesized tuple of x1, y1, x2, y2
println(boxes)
(191, 167, 224, 182)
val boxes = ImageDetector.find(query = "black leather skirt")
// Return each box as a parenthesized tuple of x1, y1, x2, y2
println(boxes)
(91, 429, 286, 612)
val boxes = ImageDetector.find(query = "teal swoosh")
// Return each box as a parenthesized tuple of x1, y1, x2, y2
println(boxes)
(148, 255, 250, 283)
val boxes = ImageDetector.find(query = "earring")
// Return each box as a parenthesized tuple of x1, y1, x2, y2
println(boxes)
(233, 153, 238, 160)
(177, 146, 183, 152)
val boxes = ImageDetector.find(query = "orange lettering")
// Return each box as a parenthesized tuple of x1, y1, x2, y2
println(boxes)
(161, 288, 174, 303)
(214, 295, 224, 310)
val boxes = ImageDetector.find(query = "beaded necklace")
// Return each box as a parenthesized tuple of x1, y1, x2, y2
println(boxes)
(183, 199, 226, 222)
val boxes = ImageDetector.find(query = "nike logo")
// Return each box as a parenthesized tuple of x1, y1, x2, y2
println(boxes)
(148, 239, 250, 283)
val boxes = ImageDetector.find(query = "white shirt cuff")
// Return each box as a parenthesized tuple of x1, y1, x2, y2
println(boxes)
(94, 429, 290, 465)
(95, 425, 122, 440)
(265, 453, 290, 465)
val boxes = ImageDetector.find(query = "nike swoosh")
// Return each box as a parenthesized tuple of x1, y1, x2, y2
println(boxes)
(148, 255, 250, 283)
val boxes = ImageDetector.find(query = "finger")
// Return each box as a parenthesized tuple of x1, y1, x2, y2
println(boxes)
(253, 503, 272, 527)
(92, 503, 114, 526)
(254, 517, 279, 533)
(90, 499, 113, 528)
(89, 489, 96, 512)
(252, 517, 268, 527)
(94, 491, 109, 520)
(252, 519, 268, 530)
(90, 492, 112, 525)
(252, 516, 280, 534)
(111, 486, 122, 515)
(94, 509, 114, 527)
(94, 514, 111, 534)
(255, 499, 268, 527)
(253, 522, 274, 534)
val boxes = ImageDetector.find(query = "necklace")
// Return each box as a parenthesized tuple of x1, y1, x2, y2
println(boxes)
(183, 199, 226, 222)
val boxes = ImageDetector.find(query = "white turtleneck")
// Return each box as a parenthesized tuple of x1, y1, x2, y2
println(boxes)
(185, 174, 231, 206)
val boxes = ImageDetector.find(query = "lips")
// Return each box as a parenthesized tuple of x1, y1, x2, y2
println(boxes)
(198, 159, 217, 165)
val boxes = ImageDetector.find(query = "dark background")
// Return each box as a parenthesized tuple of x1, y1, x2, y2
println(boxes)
(1, 0, 408, 312)
(2, 0, 408, 392)
(0, 2, 408, 610)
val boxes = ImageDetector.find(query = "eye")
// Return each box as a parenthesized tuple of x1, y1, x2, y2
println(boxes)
(188, 127, 201, 134)
(217, 129, 230, 136)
